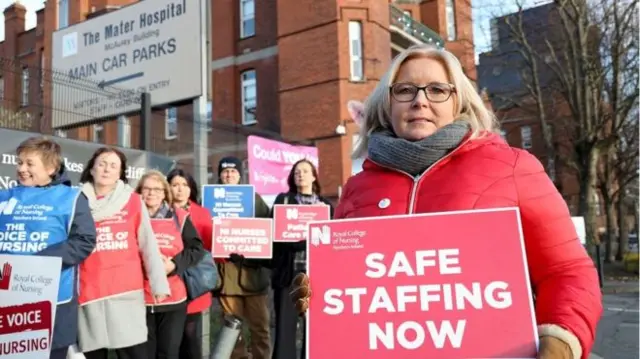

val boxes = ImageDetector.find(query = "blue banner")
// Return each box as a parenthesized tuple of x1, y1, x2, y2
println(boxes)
(202, 185, 255, 218)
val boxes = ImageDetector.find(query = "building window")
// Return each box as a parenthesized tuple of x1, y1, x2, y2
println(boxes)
(165, 107, 178, 139)
(206, 101, 212, 132)
(58, 0, 69, 29)
(348, 21, 364, 81)
(445, 0, 456, 41)
(118, 115, 131, 148)
(520, 125, 532, 149)
(0, 77, 4, 100)
(593, 192, 601, 216)
(241, 70, 257, 126)
(240, 0, 255, 38)
(92, 124, 104, 143)
(490, 18, 499, 49)
(21, 68, 29, 106)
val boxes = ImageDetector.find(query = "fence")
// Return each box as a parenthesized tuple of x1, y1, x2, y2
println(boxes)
(0, 56, 302, 184)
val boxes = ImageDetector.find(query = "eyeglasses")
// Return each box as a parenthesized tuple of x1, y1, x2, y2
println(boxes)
(141, 187, 164, 194)
(390, 83, 456, 103)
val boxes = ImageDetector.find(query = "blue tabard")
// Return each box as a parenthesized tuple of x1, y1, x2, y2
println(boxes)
(0, 185, 80, 304)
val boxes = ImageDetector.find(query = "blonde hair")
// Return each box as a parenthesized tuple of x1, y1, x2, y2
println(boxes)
(353, 44, 498, 159)
(136, 170, 173, 204)
(16, 136, 63, 171)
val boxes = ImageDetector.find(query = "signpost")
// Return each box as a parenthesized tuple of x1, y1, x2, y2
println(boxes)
(51, 0, 203, 127)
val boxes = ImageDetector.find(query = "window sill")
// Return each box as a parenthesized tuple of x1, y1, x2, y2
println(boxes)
(242, 120, 257, 127)
(349, 78, 366, 84)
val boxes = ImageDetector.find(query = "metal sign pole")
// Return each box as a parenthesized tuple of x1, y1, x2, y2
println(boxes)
(193, 0, 210, 187)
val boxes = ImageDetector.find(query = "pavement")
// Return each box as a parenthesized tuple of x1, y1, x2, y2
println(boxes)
(590, 282, 640, 359)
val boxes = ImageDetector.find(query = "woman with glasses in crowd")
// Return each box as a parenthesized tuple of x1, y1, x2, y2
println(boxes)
(290, 44, 602, 359)
(135, 170, 206, 358)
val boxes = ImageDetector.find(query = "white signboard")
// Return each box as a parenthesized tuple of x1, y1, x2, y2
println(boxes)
(571, 216, 586, 245)
(0, 255, 61, 358)
(51, 0, 203, 127)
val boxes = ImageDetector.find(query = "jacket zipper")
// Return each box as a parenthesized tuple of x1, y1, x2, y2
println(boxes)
(367, 137, 472, 214)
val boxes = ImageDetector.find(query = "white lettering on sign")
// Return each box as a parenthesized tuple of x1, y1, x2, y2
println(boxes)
(95, 227, 129, 252)
(321, 249, 513, 351)
(216, 226, 269, 253)
(251, 144, 319, 166)
(0, 223, 50, 252)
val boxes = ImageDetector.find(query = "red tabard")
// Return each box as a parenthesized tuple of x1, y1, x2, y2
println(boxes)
(144, 207, 188, 306)
(79, 193, 144, 305)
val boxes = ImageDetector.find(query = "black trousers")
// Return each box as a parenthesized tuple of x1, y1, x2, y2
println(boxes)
(147, 308, 188, 359)
(49, 347, 68, 359)
(272, 287, 301, 359)
(179, 312, 203, 359)
(83, 342, 147, 359)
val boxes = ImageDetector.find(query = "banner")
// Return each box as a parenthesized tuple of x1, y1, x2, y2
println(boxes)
(201, 185, 255, 218)
(211, 217, 273, 258)
(273, 204, 330, 242)
(0, 128, 175, 189)
(306, 208, 538, 359)
(247, 136, 319, 195)
(0, 254, 61, 359)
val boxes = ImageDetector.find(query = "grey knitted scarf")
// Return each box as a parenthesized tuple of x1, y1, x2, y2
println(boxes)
(368, 120, 471, 177)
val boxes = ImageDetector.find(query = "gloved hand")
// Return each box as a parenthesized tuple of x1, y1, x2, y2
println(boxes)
(229, 253, 245, 264)
(289, 272, 311, 314)
(537, 336, 572, 359)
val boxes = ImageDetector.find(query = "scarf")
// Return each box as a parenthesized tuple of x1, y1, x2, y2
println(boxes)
(81, 180, 133, 222)
(149, 202, 171, 219)
(367, 120, 471, 177)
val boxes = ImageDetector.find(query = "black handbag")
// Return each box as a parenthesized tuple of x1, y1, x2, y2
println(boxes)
(181, 251, 219, 300)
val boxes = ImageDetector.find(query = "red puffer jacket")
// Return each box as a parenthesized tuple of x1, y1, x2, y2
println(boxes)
(185, 200, 213, 314)
(336, 132, 602, 359)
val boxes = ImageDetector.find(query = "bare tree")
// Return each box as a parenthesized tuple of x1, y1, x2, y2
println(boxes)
(483, 0, 639, 247)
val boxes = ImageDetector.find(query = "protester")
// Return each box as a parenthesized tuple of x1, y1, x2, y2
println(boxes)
(77, 147, 170, 359)
(135, 170, 206, 358)
(167, 168, 213, 359)
(216, 156, 272, 359)
(0, 136, 97, 359)
(290, 44, 602, 359)
(270, 159, 333, 359)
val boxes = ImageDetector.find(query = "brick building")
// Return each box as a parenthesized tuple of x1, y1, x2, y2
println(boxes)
(0, 0, 476, 201)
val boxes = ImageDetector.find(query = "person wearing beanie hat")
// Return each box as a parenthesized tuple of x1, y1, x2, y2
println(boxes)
(216, 156, 272, 359)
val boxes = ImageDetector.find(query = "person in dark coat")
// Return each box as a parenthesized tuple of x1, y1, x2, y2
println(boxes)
(215, 156, 273, 359)
(0, 136, 97, 359)
(270, 159, 333, 359)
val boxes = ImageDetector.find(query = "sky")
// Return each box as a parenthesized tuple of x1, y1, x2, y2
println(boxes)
(0, 0, 548, 57)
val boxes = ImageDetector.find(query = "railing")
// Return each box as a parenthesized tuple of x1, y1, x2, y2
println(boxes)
(389, 4, 445, 48)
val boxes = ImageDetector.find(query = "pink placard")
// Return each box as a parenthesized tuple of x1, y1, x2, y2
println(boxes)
(211, 218, 273, 259)
(247, 136, 319, 195)
(273, 204, 330, 242)
(307, 208, 538, 359)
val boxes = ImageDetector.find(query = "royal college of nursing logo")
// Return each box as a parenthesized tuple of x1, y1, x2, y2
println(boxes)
(0, 261, 13, 290)
(213, 188, 226, 199)
(0, 197, 18, 215)
(310, 225, 331, 247)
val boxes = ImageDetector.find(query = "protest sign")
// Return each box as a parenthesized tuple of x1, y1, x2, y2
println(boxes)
(211, 218, 273, 258)
(306, 208, 538, 359)
(273, 204, 330, 242)
(202, 185, 255, 218)
(0, 254, 61, 358)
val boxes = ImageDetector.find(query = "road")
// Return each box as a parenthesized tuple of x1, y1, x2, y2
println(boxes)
(591, 291, 640, 359)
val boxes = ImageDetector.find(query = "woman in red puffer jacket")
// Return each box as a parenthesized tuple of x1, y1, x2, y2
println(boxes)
(291, 45, 602, 359)
(167, 169, 213, 359)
